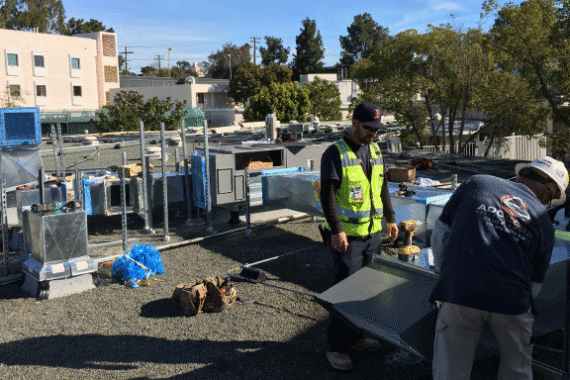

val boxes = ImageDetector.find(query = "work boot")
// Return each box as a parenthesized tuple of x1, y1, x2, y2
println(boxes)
(326, 351, 353, 371)
(350, 338, 381, 352)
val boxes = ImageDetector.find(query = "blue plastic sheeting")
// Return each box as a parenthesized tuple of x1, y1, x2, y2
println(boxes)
(111, 243, 165, 282)
(82, 180, 96, 215)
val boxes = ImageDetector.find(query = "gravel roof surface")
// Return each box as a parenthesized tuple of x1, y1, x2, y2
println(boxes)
(0, 139, 562, 379)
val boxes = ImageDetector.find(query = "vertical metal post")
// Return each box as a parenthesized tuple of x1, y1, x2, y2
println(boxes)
(175, 148, 180, 172)
(145, 156, 155, 233)
(245, 168, 252, 237)
(161, 123, 170, 242)
(57, 123, 65, 180)
(120, 152, 128, 252)
(1, 180, 8, 277)
(74, 162, 80, 201)
(39, 167, 45, 205)
(181, 120, 193, 225)
(204, 120, 213, 233)
(50, 124, 60, 180)
(451, 174, 458, 191)
(139, 121, 154, 235)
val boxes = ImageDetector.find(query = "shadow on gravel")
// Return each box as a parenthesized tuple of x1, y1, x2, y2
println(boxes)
(139, 298, 179, 318)
(0, 330, 438, 380)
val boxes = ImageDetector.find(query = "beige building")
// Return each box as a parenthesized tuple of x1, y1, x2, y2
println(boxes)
(0, 28, 119, 112)
(113, 77, 238, 127)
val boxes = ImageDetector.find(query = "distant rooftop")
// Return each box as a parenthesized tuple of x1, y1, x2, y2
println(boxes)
(119, 75, 229, 88)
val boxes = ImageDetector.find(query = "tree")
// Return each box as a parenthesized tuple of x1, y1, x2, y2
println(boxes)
(244, 82, 311, 122)
(140, 66, 158, 76)
(228, 62, 263, 103)
(228, 63, 292, 104)
(202, 42, 251, 79)
(91, 90, 187, 133)
(471, 71, 549, 156)
(61, 17, 113, 35)
(487, 0, 570, 158)
(339, 13, 390, 67)
(304, 77, 342, 121)
(260, 36, 290, 66)
(291, 18, 325, 80)
(3, 0, 66, 33)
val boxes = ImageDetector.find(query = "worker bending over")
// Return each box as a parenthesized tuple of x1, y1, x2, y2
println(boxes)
(430, 156, 569, 380)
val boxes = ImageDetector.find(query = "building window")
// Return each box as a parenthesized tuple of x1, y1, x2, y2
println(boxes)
(197, 93, 205, 104)
(34, 55, 44, 68)
(104, 66, 118, 83)
(9, 84, 20, 97)
(73, 85, 82, 97)
(7, 53, 18, 67)
(36, 85, 46, 97)
(102, 34, 117, 57)
(71, 57, 81, 70)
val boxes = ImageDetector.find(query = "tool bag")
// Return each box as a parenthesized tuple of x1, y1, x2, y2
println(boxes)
(172, 276, 236, 316)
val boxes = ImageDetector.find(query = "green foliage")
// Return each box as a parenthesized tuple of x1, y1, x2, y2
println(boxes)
(228, 63, 292, 104)
(2, 0, 66, 33)
(61, 17, 113, 35)
(291, 18, 325, 80)
(202, 42, 251, 79)
(339, 13, 390, 67)
(304, 77, 342, 121)
(260, 36, 290, 66)
(91, 91, 187, 133)
(244, 82, 311, 122)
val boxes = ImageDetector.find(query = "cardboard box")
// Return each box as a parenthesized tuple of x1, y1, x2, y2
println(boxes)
(387, 165, 416, 182)
(247, 161, 273, 170)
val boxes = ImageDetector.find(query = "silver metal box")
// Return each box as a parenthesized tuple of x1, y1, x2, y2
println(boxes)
(23, 209, 89, 264)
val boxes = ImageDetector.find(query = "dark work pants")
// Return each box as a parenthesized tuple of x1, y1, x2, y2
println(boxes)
(326, 232, 383, 353)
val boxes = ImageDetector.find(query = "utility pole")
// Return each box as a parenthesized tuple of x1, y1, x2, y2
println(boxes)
(228, 54, 232, 80)
(250, 37, 260, 65)
(168, 48, 173, 77)
(121, 47, 134, 72)
(156, 55, 164, 72)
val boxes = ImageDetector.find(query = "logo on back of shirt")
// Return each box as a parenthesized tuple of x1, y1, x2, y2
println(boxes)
(501, 195, 530, 221)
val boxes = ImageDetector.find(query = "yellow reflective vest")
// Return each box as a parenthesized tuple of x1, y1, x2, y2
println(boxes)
(324, 139, 384, 237)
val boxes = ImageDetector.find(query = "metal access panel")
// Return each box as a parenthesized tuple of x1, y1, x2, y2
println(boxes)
(151, 172, 187, 207)
(283, 142, 331, 170)
(22, 209, 89, 264)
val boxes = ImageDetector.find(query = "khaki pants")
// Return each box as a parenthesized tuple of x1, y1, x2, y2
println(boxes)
(433, 302, 534, 380)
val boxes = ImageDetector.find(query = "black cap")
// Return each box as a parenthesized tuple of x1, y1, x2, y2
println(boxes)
(353, 102, 385, 131)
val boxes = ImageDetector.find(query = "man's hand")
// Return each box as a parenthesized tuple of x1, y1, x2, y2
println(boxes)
(331, 232, 349, 253)
(387, 222, 399, 243)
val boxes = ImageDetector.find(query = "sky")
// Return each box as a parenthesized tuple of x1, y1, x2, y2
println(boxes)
(62, 0, 520, 74)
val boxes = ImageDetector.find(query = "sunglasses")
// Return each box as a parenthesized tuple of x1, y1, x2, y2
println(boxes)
(360, 123, 379, 133)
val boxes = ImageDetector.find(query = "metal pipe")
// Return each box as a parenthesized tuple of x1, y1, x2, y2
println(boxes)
(145, 156, 155, 233)
(120, 152, 128, 252)
(161, 122, 170, 242)
(204, 119, 213, 233)
(1, 180, 7, 277)
(181, 120, 193, 224)
(139, 121, 153, 235)
(89, 238, 139, 251)
(50, 124, 60, 179)
(39, 167, 45, 204)
(175, 148, 179, 172)
(245, 167, 251, 237)
(57, 123, 65, 180)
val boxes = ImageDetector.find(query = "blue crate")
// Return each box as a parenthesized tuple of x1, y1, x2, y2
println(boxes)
(0, 107, 42, 148)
